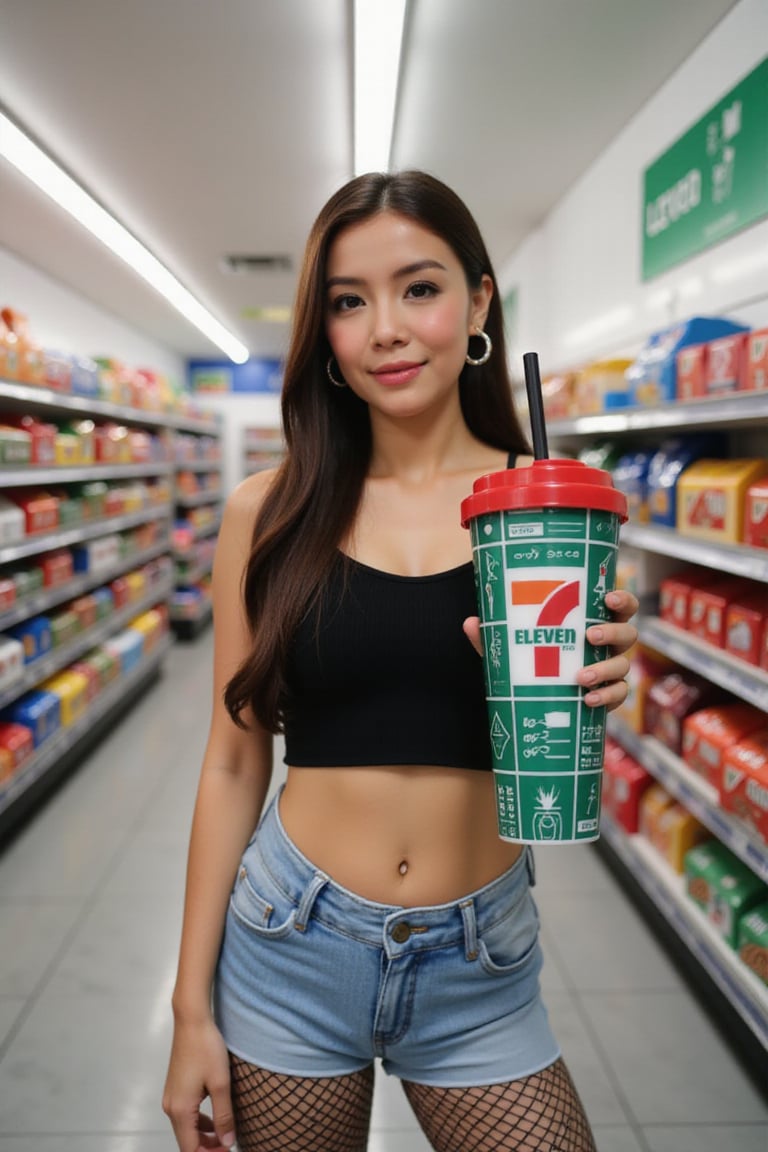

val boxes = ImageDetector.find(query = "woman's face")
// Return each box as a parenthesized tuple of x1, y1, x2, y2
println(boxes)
(324, 210, 492, 416)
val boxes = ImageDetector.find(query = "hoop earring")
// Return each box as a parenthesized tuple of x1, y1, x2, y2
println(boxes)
(326, 356, 347, 388)
(465, 329, 492, 367)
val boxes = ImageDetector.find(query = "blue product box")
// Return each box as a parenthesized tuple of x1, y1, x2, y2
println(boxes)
(7, 616, 53, 664)
(9, 689, 61, 747)
(647, 434, 726, 527)
(613, 450, 655, 525)
(627, 317, 749, 406)
(106, 630, 143, 674)
(69, 356, 101, 397)
(91, 587, 115, 620)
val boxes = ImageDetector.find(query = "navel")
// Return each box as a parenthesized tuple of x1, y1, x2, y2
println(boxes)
(398, 859, 409, 876)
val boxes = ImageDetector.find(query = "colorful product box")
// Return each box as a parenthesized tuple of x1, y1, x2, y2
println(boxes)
(41, 670, 89, 727)
(8, 689, 61, 747)
(738, 902, 768, 986)
(659, 568, 716, 629)
(40, 549, 74, 588)
(49, 610, 80, 649)
(0, 577, 16, 612)
(0, 498, 26, 545)
(603, 752, 654, 834)
(54, 432, 82, 467)
(6, 617, 52, 665)
(676, 343, 707, 400)
(0, 722, 34, 773)
(0, 636, 24, 690)
(653, 803, 710, 874)
(682, 703, 767, 787)
(10, 491, 59, 535)
(705, 332, 749, 395)
(744, 480, 768, 549)
(70, 594, 98, 631)
(743, 329, 768, 392)
(10, 568, 44, 602)
(645, 672, 720, 755)
(0, 426, 32, 465)
(639, 783, 676, 844)
(627, 317, 748, 406)
(684, 839, 730, 913)
(72, 535, 121, 575)
(105, 630, 143, 674)
(710, 860, 767, 948)
(647, 436, 724, 528)
(688, 578, 748, 648)
(5, 416, 56, 464)
(68, 659, 101, 704)
(91, 588, 114, 620)
(720, 729, 768, 844)
(678, 459, 768, 543)
(615, 646, 674, 733)
(725, 593, 768, 666)
(86, 647, 120, 689)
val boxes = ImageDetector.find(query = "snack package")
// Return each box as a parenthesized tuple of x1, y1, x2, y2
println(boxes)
(678, 459, 768, 543)
(738, 902, 768, 985)
(645, 672, 721, 755)
(682, 703, 767, 787)
(720, 729, 768, 844)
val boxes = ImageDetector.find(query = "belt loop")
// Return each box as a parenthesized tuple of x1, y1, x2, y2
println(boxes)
(526, 846, 536, 887)
(459, 899, 479, 961)
(295, 871, 329, 932)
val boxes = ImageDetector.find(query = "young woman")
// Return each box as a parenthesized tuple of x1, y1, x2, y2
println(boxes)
(163, 171, 638, 1152)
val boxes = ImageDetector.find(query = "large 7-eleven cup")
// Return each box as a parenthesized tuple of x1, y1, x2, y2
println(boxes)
(461, 460, 628, 844)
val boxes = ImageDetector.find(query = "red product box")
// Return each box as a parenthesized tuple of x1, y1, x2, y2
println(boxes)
(110, 576, 130, 609)
(705, 332, 749, 395)
(725, 594, 768, 667)
(0, 722, 35, 772)
(743, 329, 768, 392)
(70, 593, 98, 631)
(103, 489, 125, 517)
(645, 672, 720, 755)
(761, 619, 768, 672)
(40, 549, 74, 587)
(604, 751, 653, 834)
(682, 703, 767, 786)
(744, 480, 768, 549)
(676, 344, 708, 400)
(720, 729, 768, 843)
(5, 416, 57, 465)
(0, 576, 16, 612)
(10, 491, 59, 535)
(659, 568, 716, 629)
(68, 659, 101, 704)
(688, 579, 748, 648)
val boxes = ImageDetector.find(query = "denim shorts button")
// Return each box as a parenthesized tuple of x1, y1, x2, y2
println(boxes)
(390, 922, 411, 943)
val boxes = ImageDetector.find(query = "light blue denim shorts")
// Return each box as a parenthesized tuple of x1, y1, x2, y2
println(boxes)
(213, 790, 560, 1087)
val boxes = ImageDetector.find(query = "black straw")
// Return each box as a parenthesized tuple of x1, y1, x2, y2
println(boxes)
(523, 351, 549, 461)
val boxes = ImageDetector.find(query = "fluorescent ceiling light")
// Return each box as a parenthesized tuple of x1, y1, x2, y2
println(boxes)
(0, 111, 249, 364)
(354, 0, 406, 176)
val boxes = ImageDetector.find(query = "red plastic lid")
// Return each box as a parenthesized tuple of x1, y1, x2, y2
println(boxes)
(461, 459, 628, 525)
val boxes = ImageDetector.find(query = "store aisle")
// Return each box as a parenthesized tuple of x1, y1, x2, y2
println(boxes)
(0, 632, 765, 1152)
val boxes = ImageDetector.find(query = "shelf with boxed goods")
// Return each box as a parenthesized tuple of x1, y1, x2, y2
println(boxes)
(546, 317, 768, 1060)
(599, 813, 768, 1050)
(171, 423, 223, 640)
(0, 366, 183, 835)
(242, 425, 285, 478)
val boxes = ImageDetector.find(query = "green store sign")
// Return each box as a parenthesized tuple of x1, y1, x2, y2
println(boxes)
(642, 56, 768, 281)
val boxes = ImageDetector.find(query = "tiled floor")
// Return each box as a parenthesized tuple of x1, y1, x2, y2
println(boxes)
(0, 632, 765, 1150)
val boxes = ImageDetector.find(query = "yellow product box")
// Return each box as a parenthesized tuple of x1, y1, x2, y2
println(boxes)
(122, 483, 147, 514)
(41, 669, 89, 727)
(54, 433, 82, 466)
(653, 803, 710, 873)
(639, 782, 675, 844)
(573, 359, 632, 415)
(129, 610, 161, 652)
(124, 571, 146, 601)
(677, 459, 768, 543)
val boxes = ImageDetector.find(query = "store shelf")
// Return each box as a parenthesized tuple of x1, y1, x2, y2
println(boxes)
(639, 617, 768, 712)
(174, 459, 222, 473)
(600, 813, 768, 1050)
(0, 632, 172, 837)
(548, 392, 768, 437)
(608, 718, 768, 883)
(175, 489, 222, 508)
(0, 573, 174, 710)
(620, 524, 768, 583)
(174, 557, 214, 586)
(0, 504, 172, 565)
(0, 462, 172, 486)
(0, 378, 178, 429)
(0, 537, 171, 631)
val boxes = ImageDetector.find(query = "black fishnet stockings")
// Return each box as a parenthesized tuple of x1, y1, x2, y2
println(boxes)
(228, 1053, 594, 1151)
(229, 1054, 374, 1151)
(403, 1058, 597, 1151)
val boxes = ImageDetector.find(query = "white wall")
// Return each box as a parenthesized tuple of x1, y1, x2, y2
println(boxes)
(0, 246, 185, 381)
(499, 0, 768, 377)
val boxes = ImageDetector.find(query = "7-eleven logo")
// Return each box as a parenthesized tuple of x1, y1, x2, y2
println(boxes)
(511, 579, 580, 677)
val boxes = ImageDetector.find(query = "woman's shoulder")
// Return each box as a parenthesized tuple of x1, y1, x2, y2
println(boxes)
(221, 468, 280, 540)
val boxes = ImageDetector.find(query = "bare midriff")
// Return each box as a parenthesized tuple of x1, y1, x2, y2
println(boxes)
(279, 765, 525, 907)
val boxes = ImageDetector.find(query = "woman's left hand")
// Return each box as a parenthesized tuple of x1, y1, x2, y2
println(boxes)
(462, 588, 639, 715)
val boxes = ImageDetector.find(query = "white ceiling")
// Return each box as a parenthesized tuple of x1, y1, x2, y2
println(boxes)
(0, 0, 739, 362)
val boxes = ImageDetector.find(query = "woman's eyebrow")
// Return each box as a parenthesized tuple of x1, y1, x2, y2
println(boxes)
(326, 259, 447, 290)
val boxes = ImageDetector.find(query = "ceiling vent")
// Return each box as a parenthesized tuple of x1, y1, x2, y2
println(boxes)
(221, 254, 293, 274)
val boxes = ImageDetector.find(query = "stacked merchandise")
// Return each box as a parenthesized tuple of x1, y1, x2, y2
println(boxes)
(170, 432, 223, 639)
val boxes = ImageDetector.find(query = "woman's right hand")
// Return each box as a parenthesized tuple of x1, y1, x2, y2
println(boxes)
(162, 1017, 236, 1152)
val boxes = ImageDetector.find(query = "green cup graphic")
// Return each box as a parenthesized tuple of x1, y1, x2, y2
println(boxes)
(461, 460, 628, 844)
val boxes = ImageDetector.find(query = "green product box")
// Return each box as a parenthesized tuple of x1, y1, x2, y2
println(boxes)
(88, 647, 119, 686)
(79, 481, 108, 520)
(738, 901, 768, 987)
(0, 428, 32, 465)
(684, 840, 766, 947)
(12, 567, 44, 600)
(54, 495, 83, 528)
(49, 610, 80, 648)
(683, 839, 734, 912)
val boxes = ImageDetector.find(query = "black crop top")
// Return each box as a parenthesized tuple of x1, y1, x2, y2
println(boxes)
(282, 453, 517, 771)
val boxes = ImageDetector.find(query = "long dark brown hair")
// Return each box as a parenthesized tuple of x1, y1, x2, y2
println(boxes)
(224, 170, 531, 732)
